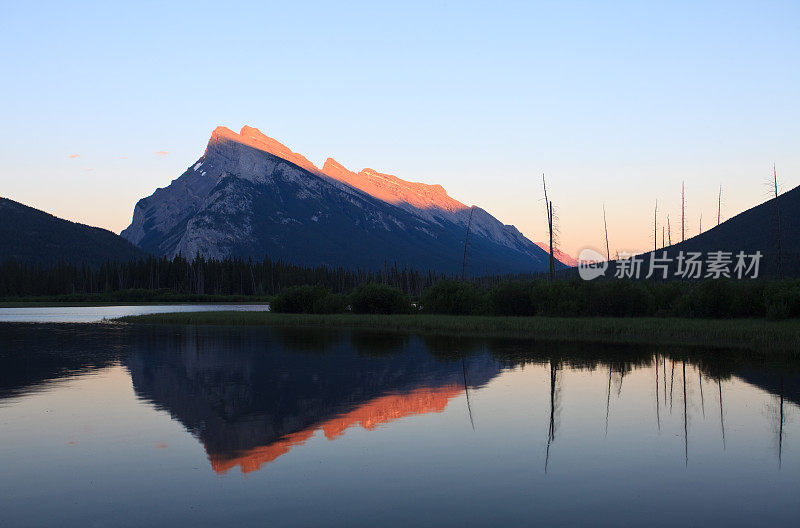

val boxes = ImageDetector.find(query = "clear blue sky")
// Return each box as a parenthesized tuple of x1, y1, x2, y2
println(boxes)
(1, 0, 798, 256)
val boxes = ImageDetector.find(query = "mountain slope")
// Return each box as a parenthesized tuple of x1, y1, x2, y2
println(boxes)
(0, 197, 148, 266)
(122, 125, 549, 274)
(535, 242, 578, 267)
(631, 184, 800, 277)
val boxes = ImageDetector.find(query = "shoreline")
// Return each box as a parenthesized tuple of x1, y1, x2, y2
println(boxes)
(114, 312, 800, 353)
(0, 301, 270, 308)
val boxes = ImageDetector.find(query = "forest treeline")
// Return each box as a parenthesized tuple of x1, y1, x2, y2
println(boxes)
(2, 255, 799, 320)
(0, 255, 460, 300)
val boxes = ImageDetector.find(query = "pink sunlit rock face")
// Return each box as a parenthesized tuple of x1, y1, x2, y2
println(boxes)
(216, 125, 322, 175)
(209, 126, 466, 214)
(534, 242, 578, 267)
(122, 124, 552, 273)
(207, 385, 462, 475)
(321, 158, 465, 214)
(201, 126, 541, 251)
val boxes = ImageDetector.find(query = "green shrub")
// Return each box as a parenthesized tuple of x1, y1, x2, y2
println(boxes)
(421, 280, 488, 315)
(650, 281, 689, 316)
(350, 283, 411, 314)
(274, 278, 800, 319)
(489, 281, 536, 316)
(677, 280, 736, 318)
(312, 293, 349, 314)
(728, 281, 766, 318)
(765, 280, 800, 320)
(535, 279, 584, 316)
(587, 280, 655, 317)
(271, 285, 330, 313)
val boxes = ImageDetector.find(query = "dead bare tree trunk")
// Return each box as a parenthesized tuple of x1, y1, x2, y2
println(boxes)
(718, 379, 726, 449)
(605, 366, 612, 437)
(682, 360, 688, 466)
(461, 358, 475, 430)
(681, 181, 685, 243)
(698, 368, 705, 418)
(655, 356, 661, 431)
(669, 359, 675, 413)
(667, 215, 672, 246)
(603, 203, 610, 261)
(545, 359, 558, 472)
(461, 206, 474, 281)
(543, 174, 555, 280)
(653, 200, 658, 253)
(773, 164, 783, 277)
(717, 185, 722, 226)
(779, 376, 784, 468)
(548, 201, 555, 281)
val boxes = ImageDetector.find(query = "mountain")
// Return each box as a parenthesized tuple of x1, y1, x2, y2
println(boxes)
(208, 385, 464, 474)
(632, 184, 800, 277)
(0, 197, 148, 266)
(535, 242, 578, 267)
(121, 125, 550, 274)
(124, 326, 501, 475)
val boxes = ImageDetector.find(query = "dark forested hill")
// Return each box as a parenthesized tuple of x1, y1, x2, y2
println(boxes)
(0, 197, 148, 266)
(640, 184, 800, 277)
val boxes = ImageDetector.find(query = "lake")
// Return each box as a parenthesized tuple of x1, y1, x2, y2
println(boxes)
(0, 323, 797, 527)
(0, 304, 269, 323)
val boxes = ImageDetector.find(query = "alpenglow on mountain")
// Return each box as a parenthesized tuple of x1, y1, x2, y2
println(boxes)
(121, 126, 552, 274)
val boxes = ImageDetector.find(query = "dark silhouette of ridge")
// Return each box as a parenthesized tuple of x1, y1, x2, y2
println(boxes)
(0, 197, 148, 266)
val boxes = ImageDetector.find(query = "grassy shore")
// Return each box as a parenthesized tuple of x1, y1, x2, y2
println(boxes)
(116, 311, 800, 352)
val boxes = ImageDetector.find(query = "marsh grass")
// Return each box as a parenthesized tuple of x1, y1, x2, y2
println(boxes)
(116, 312, 800, 354)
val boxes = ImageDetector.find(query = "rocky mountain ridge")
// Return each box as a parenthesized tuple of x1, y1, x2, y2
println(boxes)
(121, 125, 553, 274)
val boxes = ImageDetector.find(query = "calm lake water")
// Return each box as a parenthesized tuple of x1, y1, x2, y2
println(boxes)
(0, 304, 269, 323)
(0, 323, 797, 527)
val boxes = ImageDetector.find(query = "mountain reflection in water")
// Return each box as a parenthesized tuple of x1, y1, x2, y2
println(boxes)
(0, 323, 797, 477)
(2, 323, 799, 527)
(123, 328, 501, 474)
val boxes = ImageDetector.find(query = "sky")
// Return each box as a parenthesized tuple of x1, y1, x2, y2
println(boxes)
(1, 0, 798, 257)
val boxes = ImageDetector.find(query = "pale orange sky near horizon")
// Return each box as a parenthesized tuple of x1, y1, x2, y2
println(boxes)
(2, 123, 797, 259)
(1, 1, 798, 259)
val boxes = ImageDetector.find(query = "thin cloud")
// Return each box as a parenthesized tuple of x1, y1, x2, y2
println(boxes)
(68, 154, 80, 159)
(155, 150, 169, 156)
(119, 155, 129, 159)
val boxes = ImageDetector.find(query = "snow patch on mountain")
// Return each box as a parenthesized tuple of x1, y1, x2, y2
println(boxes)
(121, 125, 550, 273)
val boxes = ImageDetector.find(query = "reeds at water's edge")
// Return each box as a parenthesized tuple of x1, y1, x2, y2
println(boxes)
(115, 312, 800, 354)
